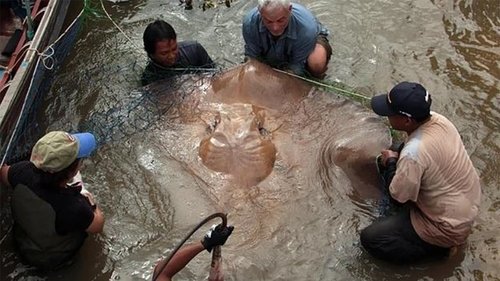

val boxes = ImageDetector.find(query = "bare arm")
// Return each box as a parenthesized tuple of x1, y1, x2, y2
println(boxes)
(0, 164, 10, 188)
(154, 242, 205, 281)
(72, 171, 104, 234)
(86, 205, 105, 233)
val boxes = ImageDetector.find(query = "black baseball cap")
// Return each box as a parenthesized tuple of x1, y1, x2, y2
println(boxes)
(371, 82, 432, 121)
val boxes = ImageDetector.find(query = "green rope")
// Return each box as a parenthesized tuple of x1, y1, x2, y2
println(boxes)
(23, 0, 35, 40)
(273, 69, 371, 102)
(83, 0, 104, 18)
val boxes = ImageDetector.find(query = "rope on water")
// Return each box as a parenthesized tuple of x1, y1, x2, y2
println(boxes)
(94, 0, 370, 102)
(151, 212, 228, 281)
(99, 0, 142, 52)
(273, 68, 371, 102)
(0, 225, 12, 247)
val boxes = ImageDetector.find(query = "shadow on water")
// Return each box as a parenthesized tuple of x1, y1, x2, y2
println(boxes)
(0, 234, 111, 281)
(347, 247, 468, 281)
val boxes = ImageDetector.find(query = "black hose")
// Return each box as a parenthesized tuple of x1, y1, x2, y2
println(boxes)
(152, 212, 227, 281)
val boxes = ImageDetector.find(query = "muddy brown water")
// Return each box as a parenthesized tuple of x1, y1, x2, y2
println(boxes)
(1, 0, 499, 280)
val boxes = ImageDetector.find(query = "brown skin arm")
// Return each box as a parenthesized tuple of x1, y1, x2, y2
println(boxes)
(86, 205, 105, 233)
(380, 149, 399, 166)
(81, 190, 105, 234)
(154, 242, 206, 281)
(78, 181, 105, 234)
(0, 164, 11, 188)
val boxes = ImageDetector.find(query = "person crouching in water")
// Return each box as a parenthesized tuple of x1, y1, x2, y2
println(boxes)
(360, 82, 481, 263)
(0, 131, 105, 269)
(141, 20, 215, 86)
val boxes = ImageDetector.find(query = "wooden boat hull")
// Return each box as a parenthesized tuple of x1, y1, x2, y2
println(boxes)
(0, 0, 71, 160)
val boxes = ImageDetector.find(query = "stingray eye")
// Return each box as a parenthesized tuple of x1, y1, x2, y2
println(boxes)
(259, 127, 270, 136)
(207, 113, 221, 133)
(253, 116, 263, 129)
(214, 114, 221, 127)
(252, 113, 270, 136)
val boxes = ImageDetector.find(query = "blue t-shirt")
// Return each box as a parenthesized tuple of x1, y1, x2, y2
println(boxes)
(242, 3, 329, 75)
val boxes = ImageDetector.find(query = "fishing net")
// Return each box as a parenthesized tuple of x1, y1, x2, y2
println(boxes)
(0, 0, 376, 256)
(1, 0, 372, 164)
(80, 71, 219, 146)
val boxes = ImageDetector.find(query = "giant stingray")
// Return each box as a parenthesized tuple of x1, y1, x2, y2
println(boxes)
(143, 60, 390, 194)
(85, 60, 391, 279)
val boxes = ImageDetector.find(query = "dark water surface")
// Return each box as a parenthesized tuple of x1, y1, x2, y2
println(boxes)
(1, 0, 499, 280)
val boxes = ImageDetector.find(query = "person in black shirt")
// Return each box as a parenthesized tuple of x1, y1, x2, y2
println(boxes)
(141, 20, 215, 86)
(0, 131, 105, 269)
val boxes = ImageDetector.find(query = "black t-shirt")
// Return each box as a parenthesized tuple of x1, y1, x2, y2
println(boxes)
(8, 161, 94, 235)
(141, 40, 215, 86)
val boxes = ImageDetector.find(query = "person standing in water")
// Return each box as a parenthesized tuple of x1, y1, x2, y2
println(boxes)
(0, 131, 105, 269)
(360, 82, 481, 263)
(142, 20, 215, 86)
(242, 0, 332, 79)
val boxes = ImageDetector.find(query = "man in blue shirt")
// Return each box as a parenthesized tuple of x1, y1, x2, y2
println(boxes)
(242, 0, 332, 79)
(142, 20, 215, 86)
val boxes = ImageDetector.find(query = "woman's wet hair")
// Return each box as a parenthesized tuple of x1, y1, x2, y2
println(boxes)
(143, 20, 177, 55)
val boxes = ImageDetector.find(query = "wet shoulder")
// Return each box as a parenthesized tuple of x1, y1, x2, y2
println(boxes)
(243, 7, 259, 24)
(400, 112, 457, 162)
(177, 40, 213, 67)
(8, 161, 38, 187)
(178, 40, 207, 58)
(400, 132, 423, 162)
(291, 3, 319, 33)
(178, 40, 204, 50)
(141, 61, 166, 86)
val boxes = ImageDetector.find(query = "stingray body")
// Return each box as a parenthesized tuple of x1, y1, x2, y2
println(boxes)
(198, 104, 277, 187)
(143, 60, 316, 187)
(140, 59, 391, 194)
(85, 60, 392, 279)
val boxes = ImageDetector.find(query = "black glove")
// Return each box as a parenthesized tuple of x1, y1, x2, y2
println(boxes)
(201, 224, 234, 252)
(389, 141, 405, 153)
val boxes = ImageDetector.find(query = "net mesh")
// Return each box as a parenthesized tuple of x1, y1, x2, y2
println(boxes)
(0, 1, 380, 275)
(1, 0, 369, 165)
(80, 71, 219, 146)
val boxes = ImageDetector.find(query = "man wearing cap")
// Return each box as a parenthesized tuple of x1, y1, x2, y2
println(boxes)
(360, 82, 481, 263)
(0, 131, 105, 269)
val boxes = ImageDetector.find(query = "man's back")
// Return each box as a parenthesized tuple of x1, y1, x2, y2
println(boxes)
(391, 112, 481, 247)
(8, 161, 92, 268)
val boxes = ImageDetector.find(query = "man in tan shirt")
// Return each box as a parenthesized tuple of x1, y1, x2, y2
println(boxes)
(360, 82, 481, 263)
